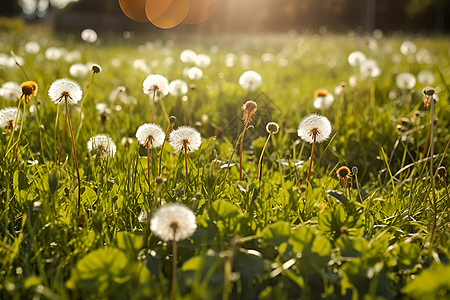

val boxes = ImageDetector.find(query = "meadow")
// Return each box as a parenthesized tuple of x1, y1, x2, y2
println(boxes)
(0, 25, 449, 299)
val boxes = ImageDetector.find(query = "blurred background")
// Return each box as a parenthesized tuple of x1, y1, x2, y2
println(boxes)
(0, 0, 449, 33)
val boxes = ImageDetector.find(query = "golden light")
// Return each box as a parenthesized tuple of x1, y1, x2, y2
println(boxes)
(118, 0, 149, 22)
(147, 0, 189, 29)
(183, 0, 221, 24)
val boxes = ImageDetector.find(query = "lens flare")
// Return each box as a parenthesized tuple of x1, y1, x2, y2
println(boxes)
(183, 0, 221, 24)
(147, 0, 189, 29)
(145, 0, 173, 21)
(119, 0, 149, 22)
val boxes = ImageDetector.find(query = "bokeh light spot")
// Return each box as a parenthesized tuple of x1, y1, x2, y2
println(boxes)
(147, 0, 189, 29)
(183, 0, 221, 24)
(119, 0, 149, 22)
(145, 0, 173, 21)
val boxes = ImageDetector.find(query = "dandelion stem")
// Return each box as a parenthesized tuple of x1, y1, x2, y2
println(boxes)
(258, 133, 272, 182)
(57, 108, 68, 165)
(151, 89, 156, 123)
(184, 144, 189, 193)
(171, 228, 178, 299)
(239, 121, 249, 181)
(306, 134, 317, 187)
(65, 98, 81, 218)
(429, 93, 437, 245)
(147, 142, 151, 195)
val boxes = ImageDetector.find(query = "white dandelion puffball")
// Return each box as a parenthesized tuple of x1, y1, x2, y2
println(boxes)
(169, 126, 202, 153)
(143, 74, 170, 100)
(150, 203, 197, 242)
(266, 122, 279, 134)
(313, 93, 334, 110)
(69, 63, 90, 78)
(81, 28, 98, 43)
(87, 134, 116, 158)
(417, 70, 434, 86)
(48, 78, 83, 105)
(239, 70, 262, 91)
(136, 123, 165, 148)
(195, 53, 211, 68)
(45, 47, 64, 61)
(0, 81, 21, 100)
(24, 41, 40, 54)
(0, 107, 21, 130)
(169, 79, 188, 97)
(348, 51, 366, 67)
(395, 72, 416, 90)
(360, 59, 381, 78)
(297, 114, 332, 144)
(400, 41, 416, 56)
(225, 53, 237, 68)
(187, 67, 203, 80)
(180, 49, 197, 64)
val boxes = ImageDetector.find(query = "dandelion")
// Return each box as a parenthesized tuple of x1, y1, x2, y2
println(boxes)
(336, 166, 352, 193)
(91, 64, 102, 74)
(69, 63, 90, 78)
(417, 70, 434, 86)
(436, 166, 447, 186)
(45, 47, 64, 61)
(180, 49, 197, 64)
(298, 114, 331, 186)
(49, 78, 83, 217)
(0, 107, 21, 133)
(169, 126, 202, 192)
(400, 41, 416, 56)
(195, 53, 211, 68)
(24, 41, 40, 54)
(348, 51, 366, 67)
(169, 79, 188, 97)
(313, 88, 334, 110)
(359, 59, 381, 78)
(143, 74, 170, 122)
(0, 81, 21, 100)
(258, 122, 279, 181)
(150, 202, 197, 297)
(239, 70, 262, 91)
(81, 28, 98, 43)
(238, 100, 258, 181)
(87, 134, 116, 159)
(395, 72, 416, 90)
(20, 81, 38, 104)
(187, 67, 203, 80)
(136, 123, 165, 187)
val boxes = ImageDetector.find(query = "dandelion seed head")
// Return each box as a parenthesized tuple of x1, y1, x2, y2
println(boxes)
(239, 70, 262, 91)
(150, 203, 197, 242)
(180, 49, 197, 64)
(81, 28, 98, 43)
(395, 72, 416, 90)
(0, 81, 21, 100)
(187, 67, 203, 80)
(417, 70, 434, 86)
(169, 79, 188, 97)
(24, 41, 40, 54)
(400, 41, 416, 56)
(45, 47, 64, 61)
(143, 74, 170, 100)
(195, 53, 211, 68)
(266, 122, 279, 134)
(48, 78, 83, 105)
(297, 114, 331, 144)
(313, 89, 334, 110)
(169, 126, 202, 153)
(0, 107, 21, 132)
(360, 59, 381, 78)
(348, 51, 366, 67)
(87, 134, 116, 158)
(136, 123, 165, 149)
(69, 63, 90, 78)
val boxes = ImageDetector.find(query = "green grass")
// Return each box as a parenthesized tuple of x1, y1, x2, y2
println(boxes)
(0, 27, 449, 299)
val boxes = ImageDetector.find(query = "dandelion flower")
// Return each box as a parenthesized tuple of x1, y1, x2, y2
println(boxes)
(266, 122, 279, 134)
(0, 81, 21, 100)
(81, 28, 98, 43)
(45, 47, 64, 61)
(20, 81, 38, 103)
(180, 49, 197, 64)
(297, 114, 331, 144)
(417, 70, 434, 86)
(142, 74, 170, 100)
(195, 53, 211, 68)
(0, 107, 21, 132)
(169, 126, 202, 153)
(87, 134, 116, 158)
(48, 78, 83, 105)
(150, 203, 197, 241)
(313, 88, 334, 110)
(360, 59, 381, 78)
(395, 72, 416, 90)
(136, 123, 165, 148)
(169, 79, 188, 97)
(348, 51, 366, 67)
(400, 41, 416, 56)
(187, 67, 203, 80)
(239, 70, 262, 91)
(24, 41, 40, 54)
(336, 166, 351, 188)
(69, 63, 90, 78)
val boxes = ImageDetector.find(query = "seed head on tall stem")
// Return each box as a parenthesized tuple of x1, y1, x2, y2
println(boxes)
(48, 78, 83, 217)
(240, 100, 257, 181)
(297, 114, 331, 187)
(258, 122, 279, 182)
(143, 74, 169, 123)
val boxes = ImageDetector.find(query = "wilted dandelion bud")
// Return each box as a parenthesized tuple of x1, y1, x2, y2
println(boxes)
(20, 80, 38, 104)
(169, 115, 177, 126)
(422, 87, 435, 108)
(436, 166, 447, 186)
(352, 166, 358, 175)
(336, 166, 351, 183)
(266, 122, 279, 134)
(91, 64, 102, 74)
(242, 100, 257, 123)
(150, 203, 197, 241)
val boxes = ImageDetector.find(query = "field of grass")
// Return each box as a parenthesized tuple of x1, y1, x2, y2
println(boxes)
(0, 25, 449, 299)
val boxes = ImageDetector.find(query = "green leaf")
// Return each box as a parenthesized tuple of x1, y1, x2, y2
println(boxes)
(326, 190, 348, 206)
(260, 221, 291, 247)
(209, 200, 242, 220)
(114, 232, 143, 257)
(13, 170, 29, 191)
(403, 263, 450, 299)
